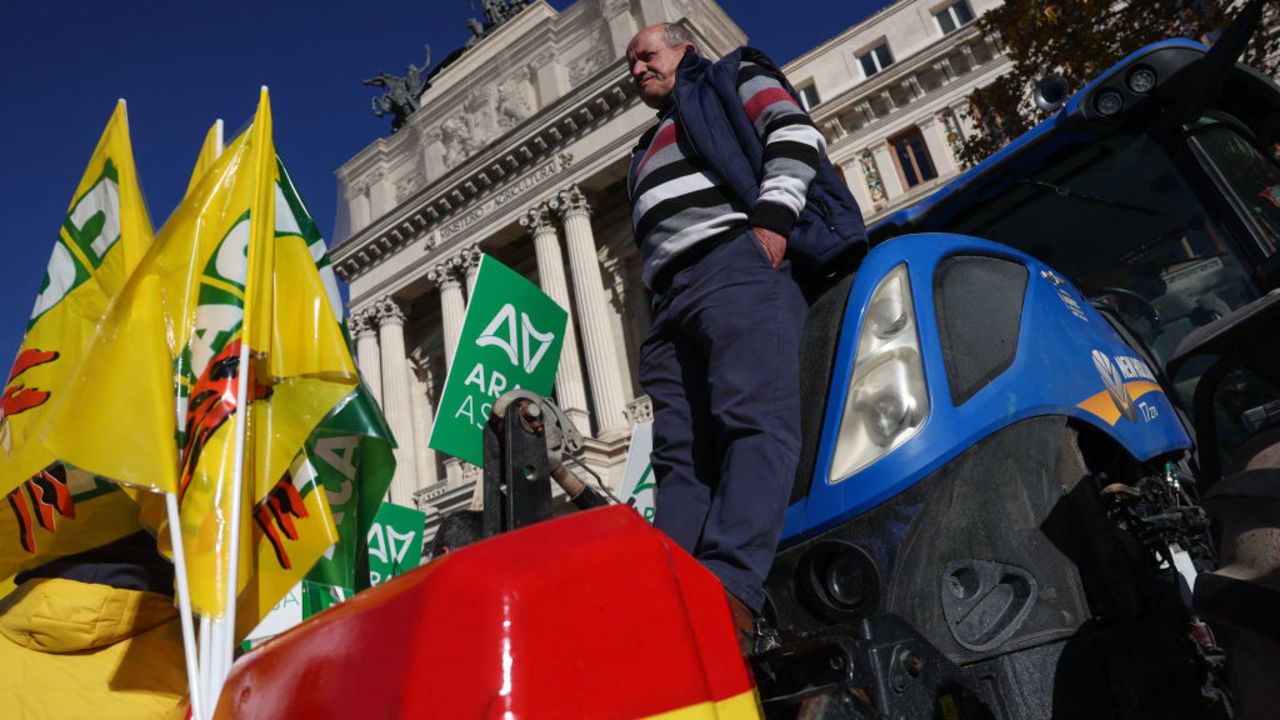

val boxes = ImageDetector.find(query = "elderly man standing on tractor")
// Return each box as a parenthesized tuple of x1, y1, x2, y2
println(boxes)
(626, 22, 866, 642)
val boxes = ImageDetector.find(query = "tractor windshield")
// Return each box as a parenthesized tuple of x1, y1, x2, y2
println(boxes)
(944, 121, 1276, 371)
(938, 116, 1280, 456)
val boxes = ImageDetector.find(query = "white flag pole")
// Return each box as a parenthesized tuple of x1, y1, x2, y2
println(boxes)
(165, 491, 204, 720)
(167, 116, 223, 720)
(212, 329, 252, 693)
(198, 615, 213, 713)
(211, 95, 265, 705)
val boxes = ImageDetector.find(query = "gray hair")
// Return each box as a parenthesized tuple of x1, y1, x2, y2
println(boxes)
(662, 22, 694, 48)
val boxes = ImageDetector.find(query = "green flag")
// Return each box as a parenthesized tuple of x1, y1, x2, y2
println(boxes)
(429, 256, 568, 466)
(366, 502, 426, 586)
(275, 159, 397, 592)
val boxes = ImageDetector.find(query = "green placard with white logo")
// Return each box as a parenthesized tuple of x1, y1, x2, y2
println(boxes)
(618, 421, 656, 524)
(428, 254, 568, 466)
(367, 502, 427, 586)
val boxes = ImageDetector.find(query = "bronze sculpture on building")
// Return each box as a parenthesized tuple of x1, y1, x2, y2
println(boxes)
(363, 45, 431, 132)
(465, 0, 531, 47)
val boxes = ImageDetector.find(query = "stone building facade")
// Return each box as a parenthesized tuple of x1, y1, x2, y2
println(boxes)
(330, 0, 1009, 543)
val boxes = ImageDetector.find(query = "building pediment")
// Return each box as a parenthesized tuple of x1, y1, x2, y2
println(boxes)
(334, 0, 747, 259)
(333, 63, 636, 282)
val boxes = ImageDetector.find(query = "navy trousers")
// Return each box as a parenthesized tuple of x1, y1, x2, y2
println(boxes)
(639, 231, 807, 612)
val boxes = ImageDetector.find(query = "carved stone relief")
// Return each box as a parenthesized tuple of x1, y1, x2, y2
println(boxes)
(496, 68, 533, 131)
(395, 173, 424, 203)
(859, 151, 887, 204)
(624, 395, 654, 426)
(938, 108, 966, 164)
(438, 73, 534, 170)
(569, 30, 612, 85)
(349, 307, 380, 338)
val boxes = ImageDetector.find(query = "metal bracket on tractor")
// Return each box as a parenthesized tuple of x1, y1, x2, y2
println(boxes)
(482, 391, 552, 536)
(479, 390, 590, 538)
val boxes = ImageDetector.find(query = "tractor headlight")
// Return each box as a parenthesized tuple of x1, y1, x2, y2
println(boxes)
(829, 264, 929, 482)
(1126, 66, 1156, 94)
(1094, 89, 1124, 117)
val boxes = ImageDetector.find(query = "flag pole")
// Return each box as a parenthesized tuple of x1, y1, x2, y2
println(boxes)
(214, 95, 264, 703)
(199, 615, 213, 713)
(166, 491, 204, 720)
(168, 116, 223, 720)
(215, 327, 252, 691)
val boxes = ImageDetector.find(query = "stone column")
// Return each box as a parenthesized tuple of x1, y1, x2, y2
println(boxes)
(919, 115, 956, 175)
(428, 261, 467, 366)
(553, 186, 628, 437)
(409, 351, 438, 491)
(429, 260, 470, 490)
(375, 297, 419, 506)
(351, 307, 383, 403)
(521, 203, 590, 432)
(458, 245, 483, 299)
(870, 141, 906, 199)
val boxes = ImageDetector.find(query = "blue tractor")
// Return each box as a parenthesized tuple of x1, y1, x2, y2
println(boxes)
(756, 4, 1280, 717)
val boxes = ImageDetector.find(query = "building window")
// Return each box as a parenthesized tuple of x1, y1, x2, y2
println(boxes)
(890, 128, 938, 188)
(935, 0, 975, 35)
(858, 43, 895, 78)
(798, 83, 821, 111)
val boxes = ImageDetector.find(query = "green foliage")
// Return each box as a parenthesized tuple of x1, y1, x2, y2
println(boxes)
(957, 0, 1278, 166)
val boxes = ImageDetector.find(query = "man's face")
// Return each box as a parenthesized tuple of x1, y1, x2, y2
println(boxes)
(627, 26, 692, 109)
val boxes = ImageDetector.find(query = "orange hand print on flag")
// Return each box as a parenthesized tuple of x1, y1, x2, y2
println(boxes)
(254, 476, 310, 570)
(0, 349, 60, 454)
(6, 465, 74, 554)
(179, 339, 271, 499)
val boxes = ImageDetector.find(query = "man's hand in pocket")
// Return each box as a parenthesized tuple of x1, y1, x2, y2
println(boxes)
(752, 227, 786, 268)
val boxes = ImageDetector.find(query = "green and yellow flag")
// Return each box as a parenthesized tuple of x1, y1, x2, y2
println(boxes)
(41, 89, 358, 638)
(274, 159, 397, 595)
(0, 101, 152, 582)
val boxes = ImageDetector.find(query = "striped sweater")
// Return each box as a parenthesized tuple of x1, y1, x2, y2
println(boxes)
(629, 58, 827, 287)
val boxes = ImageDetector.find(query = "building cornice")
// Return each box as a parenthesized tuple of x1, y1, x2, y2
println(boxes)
(808, 25, 1001, 146)
(332, 60, 638, 283)
(344, 112, 644, 311)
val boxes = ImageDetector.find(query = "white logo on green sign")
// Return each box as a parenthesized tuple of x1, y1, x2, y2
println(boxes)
(477, 303, 556, 374)
(429, 255, 568, 466)
(367, 501, 426, 586)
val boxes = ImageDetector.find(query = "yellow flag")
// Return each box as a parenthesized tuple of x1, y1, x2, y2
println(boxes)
(42, 90, 357, 633)
(185, 120, 224, 197)
(0, 101, 152, 579)
(121, 117, 228, 532)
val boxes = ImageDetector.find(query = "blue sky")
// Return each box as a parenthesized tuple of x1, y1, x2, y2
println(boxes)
(0, 0, 885, 368)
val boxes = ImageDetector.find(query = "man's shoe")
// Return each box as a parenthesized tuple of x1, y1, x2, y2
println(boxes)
(726, 592, 757, 656)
